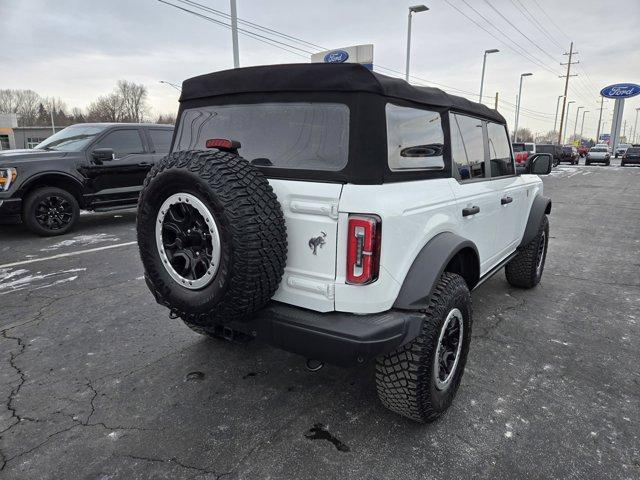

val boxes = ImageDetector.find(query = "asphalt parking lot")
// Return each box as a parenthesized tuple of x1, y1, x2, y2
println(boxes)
(1, 159, 639, 480)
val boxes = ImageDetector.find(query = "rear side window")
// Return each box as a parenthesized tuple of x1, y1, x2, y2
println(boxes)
(149, 129, 173, 154)
(487, 122, 515, 177)
(174, 103, 349, 171)
(450, 113, 485, 181)
(385, 104, 444, 171)
(94, 129, 144, 157)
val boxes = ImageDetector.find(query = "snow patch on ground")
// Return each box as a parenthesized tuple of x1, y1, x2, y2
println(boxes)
(40, 233, 120, 252)
(0, 267, 86, 294)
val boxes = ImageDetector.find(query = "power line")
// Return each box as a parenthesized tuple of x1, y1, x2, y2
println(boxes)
(509, 0, 564, 51)
(531, 0, 571, 43)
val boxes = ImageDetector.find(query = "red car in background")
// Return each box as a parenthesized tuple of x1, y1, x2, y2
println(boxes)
(512, 142, 529, 164)
(578, 145, 589, 157)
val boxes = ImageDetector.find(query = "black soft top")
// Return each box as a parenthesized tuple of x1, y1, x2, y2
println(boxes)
(180, 63, 505, 124)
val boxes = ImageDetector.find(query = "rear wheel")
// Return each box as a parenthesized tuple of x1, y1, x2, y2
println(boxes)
(505, 215, 549, 288)
(22, 187, 79, 236)
(376, 272, 472, 423)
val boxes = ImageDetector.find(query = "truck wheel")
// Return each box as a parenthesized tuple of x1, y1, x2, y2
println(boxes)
(137, 150, 287, 326)
(375, 272, 472, 423)
(22, 187, 79, 236)
(505, 215, 549, 288)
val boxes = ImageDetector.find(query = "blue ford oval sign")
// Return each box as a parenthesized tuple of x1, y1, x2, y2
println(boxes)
(324, 50, 349, 64)
(600, 83, 640, 99)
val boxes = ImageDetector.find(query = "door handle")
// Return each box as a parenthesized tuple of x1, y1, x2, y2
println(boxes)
(138, 162, 152, 167)
(462, 205, 480, 217)
(501, 196, 513, 205)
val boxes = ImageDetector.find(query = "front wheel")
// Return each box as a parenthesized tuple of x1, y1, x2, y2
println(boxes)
(505, 215, 549, 288)
(376, 272, 472, 423)
(22, 187, 79, 236)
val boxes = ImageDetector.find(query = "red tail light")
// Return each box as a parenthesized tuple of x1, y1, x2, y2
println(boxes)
(205, 138, 241, 153)
(346, 215, 381, 285)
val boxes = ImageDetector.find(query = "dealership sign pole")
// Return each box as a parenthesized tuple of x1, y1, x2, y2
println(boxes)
(600, 84, 640, 151)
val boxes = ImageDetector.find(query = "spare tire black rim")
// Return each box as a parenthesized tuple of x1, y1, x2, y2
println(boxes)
(434, 308, 464, 391)
(35, 195, 73, 230)
(155, 193, 221, 290)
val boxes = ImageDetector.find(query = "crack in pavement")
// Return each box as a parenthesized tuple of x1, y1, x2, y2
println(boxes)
(120, 453, 218, 477)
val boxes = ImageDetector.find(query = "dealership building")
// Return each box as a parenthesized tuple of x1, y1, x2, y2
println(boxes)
(0, 113, 63, 150)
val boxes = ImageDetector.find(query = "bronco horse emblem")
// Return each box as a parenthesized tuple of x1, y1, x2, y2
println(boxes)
(308, 231, 327, 255)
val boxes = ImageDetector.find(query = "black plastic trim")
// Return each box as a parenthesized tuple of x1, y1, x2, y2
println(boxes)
(224, 302, 424, 367)
(393, 232, 480, 310)
(520, 195, 551, 247)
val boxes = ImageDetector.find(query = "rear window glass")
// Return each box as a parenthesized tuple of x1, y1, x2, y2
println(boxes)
(524, 144, 534, 152)
(626, 147, 640, 154)
(174, 103, 349, 171)
(512, 143, 525, 152)
(591, 148, 607, 152)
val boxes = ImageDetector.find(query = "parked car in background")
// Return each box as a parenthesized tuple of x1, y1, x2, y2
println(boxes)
(595, 143, 611, 152)
(577, 145, 589, 157)
(512, 142, 529, 164)
(621, 146, 640, 166)
(615, 143, 630, 158)
(586, 146, 610, 166)
(0, 123, 174, 236)
(536, 144, 561, 167)
(560, 145, 579, 165)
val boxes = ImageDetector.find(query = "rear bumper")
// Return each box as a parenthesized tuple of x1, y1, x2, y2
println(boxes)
(0, 197, 23, 223)
(229, 302, 424, 367)
(622, 158, 640, 164)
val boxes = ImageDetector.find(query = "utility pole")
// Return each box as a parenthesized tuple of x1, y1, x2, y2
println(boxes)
(230, 0, 240, 68)
(494, 92, 499, 110)
(557, 42, 579, 145)
(596, 96, 604, 142)
(573, 106, 583, 143)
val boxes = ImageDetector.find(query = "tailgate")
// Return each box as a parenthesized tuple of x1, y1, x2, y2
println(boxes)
(268, 179, 343, 312)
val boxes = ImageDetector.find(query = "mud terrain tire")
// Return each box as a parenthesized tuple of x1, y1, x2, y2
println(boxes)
(137, 150, 287, 325)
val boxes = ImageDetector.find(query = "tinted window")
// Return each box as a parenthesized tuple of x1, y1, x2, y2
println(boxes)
(149, 129, 173, 154)
(524, 144, 535, 152)
(94, 129, 144, 157)
(175, 103, 349, 171)
(487, 122, 515, 177)
(512, 143, 525, 152)
(450, 113, 485, 181)
(626, 147, 640, 154)
(536, 145, 553, 154)
(386, 104, 444, 171)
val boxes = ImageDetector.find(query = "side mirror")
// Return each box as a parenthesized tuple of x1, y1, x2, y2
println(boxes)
(526, 153, 552, 175)
(92, 148, 115, 163)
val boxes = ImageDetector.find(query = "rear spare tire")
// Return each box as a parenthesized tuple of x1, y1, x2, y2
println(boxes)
(137, 150, 287, 325)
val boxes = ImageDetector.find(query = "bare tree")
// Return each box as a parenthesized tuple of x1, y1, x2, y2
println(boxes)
(156, 113, 176, 125)
(0, 89, 42, 126)
(513, 127, 533, 142)
(117, 80, 149, 122)
(87, 93, 124, 122)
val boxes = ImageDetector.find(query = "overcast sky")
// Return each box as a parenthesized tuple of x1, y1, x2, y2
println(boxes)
(2, 0, 639, 139)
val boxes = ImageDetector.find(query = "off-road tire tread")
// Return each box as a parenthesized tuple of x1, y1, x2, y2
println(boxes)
(505, 215, 549, 288)
(375, 272, 471, 423)
(137, 150, 287, 324)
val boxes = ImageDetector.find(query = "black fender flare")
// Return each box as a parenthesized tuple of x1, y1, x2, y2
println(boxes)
(393, 232, 479, 311)
(520, 195, 551, 247)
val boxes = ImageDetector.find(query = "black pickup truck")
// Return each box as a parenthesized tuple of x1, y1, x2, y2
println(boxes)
(0, 123, 173, 236)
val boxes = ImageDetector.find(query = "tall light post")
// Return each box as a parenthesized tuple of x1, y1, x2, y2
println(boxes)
(405, 5, 429, 82)
(553, 95, 565, 136)
(579, 110, 589, 139)
(563, 100, 575, 144)
(513, 72, 533, 141)
(230, 0, 240, 68)
(572, 106, 583, 143)
(159, 80, 182, 92)
(633, 107, 640, 143)
(478, 49, 499, 103)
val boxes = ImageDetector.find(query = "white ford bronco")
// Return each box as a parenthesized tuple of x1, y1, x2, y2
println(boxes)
(137, 63, 553, 422)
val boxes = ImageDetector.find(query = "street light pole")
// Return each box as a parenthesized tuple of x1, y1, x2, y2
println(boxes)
(563, 101, 575, 144)
(580, 110, 589, 139)
(405, 5, 428, 82)
(230, 0, 240, 68)
(633, 107, 640, 144)
(553, 95, 565, 136)
(596, 96, 604, 142)
(573, 106, 583, 143)
(159, 80, 182, 92)
(513, 72, 533, 141)
(479, 49, 499, 103)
